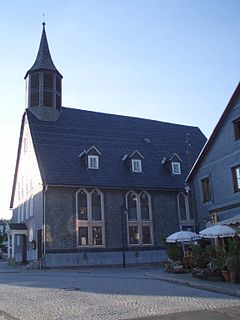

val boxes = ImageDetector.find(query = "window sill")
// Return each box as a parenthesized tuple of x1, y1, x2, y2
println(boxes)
(202, 200, 212, 204)
(128, 243, 153, 247)
(76, 245, 105, 248)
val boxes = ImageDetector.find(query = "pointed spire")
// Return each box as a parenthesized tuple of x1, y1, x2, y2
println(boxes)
(25, 23, 62, 79)
(25, 23, 63, 120)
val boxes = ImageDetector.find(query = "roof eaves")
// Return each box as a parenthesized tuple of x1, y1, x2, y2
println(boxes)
(86, 145, 101, 155)
(169, 153, 183, 162)
(9, 112, 27, 209)
(129, 150, 144, 159)
(26, 110, 45, 185)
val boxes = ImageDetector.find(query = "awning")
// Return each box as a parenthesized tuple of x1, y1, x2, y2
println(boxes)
(6, 223, 28, 235)
(218, 213, 240, 226)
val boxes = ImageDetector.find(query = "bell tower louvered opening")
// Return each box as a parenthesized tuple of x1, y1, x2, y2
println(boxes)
(56, 76, 62, 109)
(30, 73, 40, 106)
(43, 72, 54, 107)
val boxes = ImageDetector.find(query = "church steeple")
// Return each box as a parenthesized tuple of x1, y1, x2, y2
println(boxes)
(25, 23, 63, 121)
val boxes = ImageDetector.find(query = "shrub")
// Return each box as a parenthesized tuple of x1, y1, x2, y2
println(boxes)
(166, 243, 183, 261)
(193, 245, 213, 268)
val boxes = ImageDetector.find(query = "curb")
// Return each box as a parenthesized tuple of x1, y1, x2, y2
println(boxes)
(145, 272, 240, 298)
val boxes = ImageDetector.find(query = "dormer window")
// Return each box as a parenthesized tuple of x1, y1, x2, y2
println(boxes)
(79, 146, 101, 170)
(122, 150, 143, 173)
(132, 159, 142, 173)
(88, 155, 99, 169)
(172, 162, 181, 175)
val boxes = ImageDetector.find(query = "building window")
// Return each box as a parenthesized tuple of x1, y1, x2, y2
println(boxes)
(29, 197, 34, 217)
(232, 166, 240, 192)
(126, 191, 153, 246)
(91, 190, 102, 220)
(178, 193, 187, 221)
(17, 207, 21, 223)
(16, 235, 21, 247)
(88, 155, 99, 169)
(77, 190, 88, 220)
(201, 177, 211, 202)
(76, 189, 104, 247)
(172, 162, 181, 175)
(92, 227, 103, 245)
(79, 227, 88, 246)
(26, 201, 30, 220)
(233, 118, 240, 140)
(23, 202, 27, 220)
(177, 192, 195, 230)
(131, 159, 142, 172)
(127, 192, 137, 221)
(20, 204, 24, 222)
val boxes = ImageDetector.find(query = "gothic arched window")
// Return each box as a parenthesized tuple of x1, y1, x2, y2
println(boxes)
(178, 193, 187, 221)
(126, 191, 153, 246)
(140, 192, 150, 221)
(177, 192, 195, 230)
(92, 190, 102, 221)
(76, 189, 104, 247)
(77, 189, 88, 221)
(127, 192, 137, 221)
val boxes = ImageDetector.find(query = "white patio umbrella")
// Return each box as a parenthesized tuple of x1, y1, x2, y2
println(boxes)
(166, 230, 201, 243)
(199, 224, 236, 239)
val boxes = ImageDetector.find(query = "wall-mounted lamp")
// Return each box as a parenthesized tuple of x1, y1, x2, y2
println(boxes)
(184, 184, 191, 194)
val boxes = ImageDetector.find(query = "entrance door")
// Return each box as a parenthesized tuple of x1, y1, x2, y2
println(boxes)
(22, 235, 27, 264)
(37, 229, 42, 260)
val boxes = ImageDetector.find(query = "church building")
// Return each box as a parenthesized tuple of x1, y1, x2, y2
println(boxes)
(7, 24, 206, 268)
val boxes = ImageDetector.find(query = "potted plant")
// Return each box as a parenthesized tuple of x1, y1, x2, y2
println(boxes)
(216, 249, 230, 282)
(226, 255, 238, 284)
(193, 245, 212, 269)
(221, 264, 230, 282)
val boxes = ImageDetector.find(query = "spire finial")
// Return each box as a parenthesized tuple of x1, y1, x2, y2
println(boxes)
(42, 13, 46, 27)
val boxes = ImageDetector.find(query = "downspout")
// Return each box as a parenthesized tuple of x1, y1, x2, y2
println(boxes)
(41, 183, 48, 269)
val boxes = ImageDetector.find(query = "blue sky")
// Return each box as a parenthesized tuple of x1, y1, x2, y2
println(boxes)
(0, 0, 240, 219)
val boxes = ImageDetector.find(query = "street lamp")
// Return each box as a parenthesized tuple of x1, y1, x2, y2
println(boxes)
(121, 205, 128, 268)
(184, 183, 196, 232)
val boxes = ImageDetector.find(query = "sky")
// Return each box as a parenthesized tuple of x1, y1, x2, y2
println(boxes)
(0, 0, 240, 219)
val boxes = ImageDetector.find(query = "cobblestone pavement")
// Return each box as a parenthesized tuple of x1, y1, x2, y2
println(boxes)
(127, 305, 240, 320)
(0, 265, 240, 320)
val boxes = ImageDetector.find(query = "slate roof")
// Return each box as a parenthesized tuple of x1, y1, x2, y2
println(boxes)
(24, 23, 62, 79)
(26, 107, 206, 190)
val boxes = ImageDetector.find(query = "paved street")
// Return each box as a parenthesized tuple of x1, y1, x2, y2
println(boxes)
(0, 262, 240, 320)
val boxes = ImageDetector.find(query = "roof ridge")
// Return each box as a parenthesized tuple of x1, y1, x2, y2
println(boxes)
(59, 107, 201, 130)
